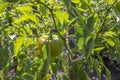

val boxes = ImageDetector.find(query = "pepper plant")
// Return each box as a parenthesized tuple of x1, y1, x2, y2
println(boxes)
(0, 0, 120, 80)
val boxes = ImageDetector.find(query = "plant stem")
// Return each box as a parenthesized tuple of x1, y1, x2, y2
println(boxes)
(39, 1, 72, 63)
(39, 2, 65, 40)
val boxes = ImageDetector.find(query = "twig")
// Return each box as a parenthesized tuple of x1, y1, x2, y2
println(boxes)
(71, 56, 85, 63)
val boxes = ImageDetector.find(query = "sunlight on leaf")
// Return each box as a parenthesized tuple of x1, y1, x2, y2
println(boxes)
(107, 0, 114, 4)
(71, 0, 80, 4)
(14, 37, 25, 57)
(78, 38, 84, 50)
(105, 39, 115, 47)
(48, 0, 56, 4)
(14, 15, 29, 23)
(94, 47, 105, 52)
(15, 13, 38, 24)
(42, 74, 51, 80)
(0, 2, 8, 13)
(16, 5, 32, 13)
(103, 31, 116, 37)
(24, 37, 34, 49)
(78, 8, 87, 12)
(55, 11, 69, 25)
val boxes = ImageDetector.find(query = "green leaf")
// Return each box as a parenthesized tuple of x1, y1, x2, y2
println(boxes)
(62, 0, 72, 12)
(55, 11, 69, 25)
(16, 5, 32, 13)
(62, 74, 70, 80)
(14, 15, 29, 24)
(86, 38, 94, 57)
(42, 74, 51, 80)
(105, 39, 115, 46)
(93, 59, 101, 79)
(39, 4, 47, 16)
(0, 2, 8, 13)
(105, 67, 111, 80)
(116, 45, 120, 60)
(79, 66, 90, 80)
(75, 27, 84, 36)
(94, 47, 105, 52)
(85, 33, 95, 58)
(78, 38, 84, 50)
(6, 0, 19, 3)
(107, 0, 114, 4)
(101, 63, 111, 80)
(15, 13, 38, 24)
(78, 8, 87, 12)
(103, 31, 116, 37)
(97, 55, 104, 63)
(42, 44, 47, 60)
(14, 37, 25, 57)
(22, 73, 33, 80)
(24, 37, 35, 49)
(71, 0, 80, 4)
(115, 1, 120, 13)
(0, 70, 4, 80)
(48, 0, 56, 4)
(86, 14, 94, 33)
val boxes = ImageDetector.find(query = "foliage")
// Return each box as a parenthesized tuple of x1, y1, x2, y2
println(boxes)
(0, 0, 120, 80)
